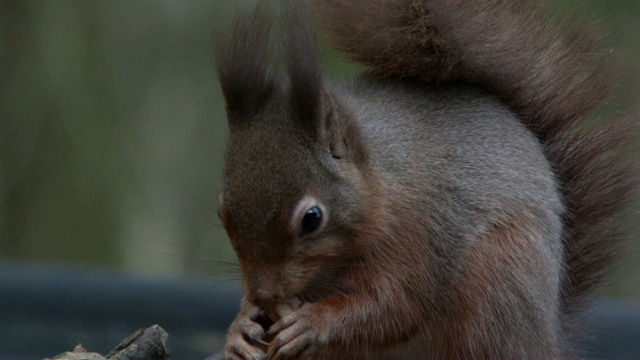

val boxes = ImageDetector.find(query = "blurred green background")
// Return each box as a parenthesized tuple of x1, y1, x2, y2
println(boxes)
(0, 0, 638, 298)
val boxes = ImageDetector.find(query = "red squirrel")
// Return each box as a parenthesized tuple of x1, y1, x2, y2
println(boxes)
(214, 0, 636, 359)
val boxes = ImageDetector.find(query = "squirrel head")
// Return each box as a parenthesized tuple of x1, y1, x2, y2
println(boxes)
(215, 2, 372, 307)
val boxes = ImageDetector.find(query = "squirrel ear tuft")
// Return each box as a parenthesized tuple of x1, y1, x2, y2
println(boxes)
(214, 2, 278, 121)
(281, 2, 350, 160)
(282, 2, 324, 126)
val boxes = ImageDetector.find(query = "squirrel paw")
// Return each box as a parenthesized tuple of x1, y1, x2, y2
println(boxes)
(224, 307, 269, 360)
(266, 305, 328, 360)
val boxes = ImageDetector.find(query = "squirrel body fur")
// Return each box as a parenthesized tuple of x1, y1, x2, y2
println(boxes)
(214, 0, 636, 359)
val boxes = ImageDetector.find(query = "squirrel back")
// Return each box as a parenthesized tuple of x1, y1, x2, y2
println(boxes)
(317, 0, 636, 332)
(214, 0, 636, 358)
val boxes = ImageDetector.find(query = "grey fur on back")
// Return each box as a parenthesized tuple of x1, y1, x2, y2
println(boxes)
(318, 0, 637, 341)
(338, 78, 565, 357)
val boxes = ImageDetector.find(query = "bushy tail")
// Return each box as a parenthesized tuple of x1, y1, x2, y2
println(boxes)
(315, 0, 636, 331)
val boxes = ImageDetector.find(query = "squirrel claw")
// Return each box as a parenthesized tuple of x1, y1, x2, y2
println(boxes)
(266, 307, 323, 360)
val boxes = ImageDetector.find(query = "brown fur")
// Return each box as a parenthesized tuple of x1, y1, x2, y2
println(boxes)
(439, 215, 561, 358)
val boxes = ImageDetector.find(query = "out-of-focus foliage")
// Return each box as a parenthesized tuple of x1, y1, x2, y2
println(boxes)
(0, 0, 638, 297)
(0, 0, 237, 276)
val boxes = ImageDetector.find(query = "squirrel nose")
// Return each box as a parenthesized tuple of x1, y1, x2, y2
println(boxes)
(253, 288, 279, 306)
(245, 268, 283, 305)
(245, 277, 278, 304)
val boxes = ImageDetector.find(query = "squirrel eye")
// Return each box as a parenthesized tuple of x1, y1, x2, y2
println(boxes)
(301, 206, 322, 236)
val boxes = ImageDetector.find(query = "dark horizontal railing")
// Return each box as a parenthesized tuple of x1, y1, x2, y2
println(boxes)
(0, 261, 638, 359)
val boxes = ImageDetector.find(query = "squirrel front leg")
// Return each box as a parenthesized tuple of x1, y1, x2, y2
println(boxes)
(266, 275, 424, 360)
(225, 298, 272, 360)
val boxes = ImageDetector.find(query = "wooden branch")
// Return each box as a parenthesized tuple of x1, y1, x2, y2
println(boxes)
(46, 324, 170, 360)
